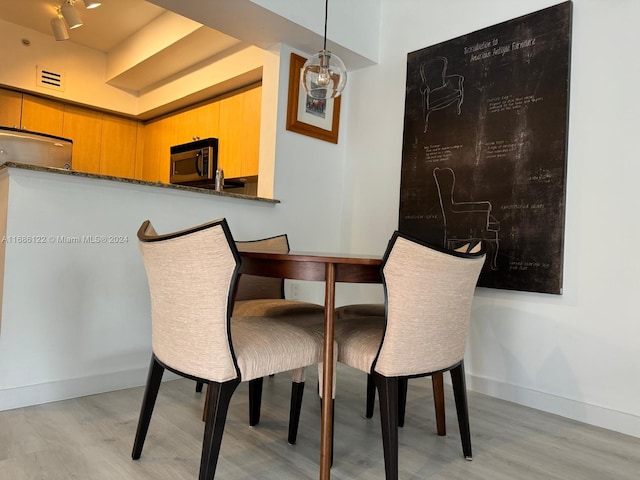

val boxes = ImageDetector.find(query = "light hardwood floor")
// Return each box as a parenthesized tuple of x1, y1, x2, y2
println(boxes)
(1, 365, 639, 479)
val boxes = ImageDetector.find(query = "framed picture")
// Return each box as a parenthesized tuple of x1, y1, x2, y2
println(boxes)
(398, 2, 572, 294)
(286, 52, 341, 144)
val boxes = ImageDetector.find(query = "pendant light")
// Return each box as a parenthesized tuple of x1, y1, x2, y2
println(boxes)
(301, 0, 347, 99)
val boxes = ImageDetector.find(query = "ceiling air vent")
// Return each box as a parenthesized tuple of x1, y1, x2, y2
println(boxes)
(36, 66, 65, 91)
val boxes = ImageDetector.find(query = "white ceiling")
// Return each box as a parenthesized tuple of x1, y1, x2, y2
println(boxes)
(0, 0, 245, 93)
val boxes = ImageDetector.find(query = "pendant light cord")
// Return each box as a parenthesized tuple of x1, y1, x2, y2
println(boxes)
(323, 0, 328, 51)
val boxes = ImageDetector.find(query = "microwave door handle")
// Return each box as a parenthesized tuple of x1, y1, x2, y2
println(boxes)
(195, 151, 202, 176)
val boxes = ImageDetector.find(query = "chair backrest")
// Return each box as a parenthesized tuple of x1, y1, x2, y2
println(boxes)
(137, 219, 241, 383)
(372, 232, 485, 377)
(234, 234, 289, 302)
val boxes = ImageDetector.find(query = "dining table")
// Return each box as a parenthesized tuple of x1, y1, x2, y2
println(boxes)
(238, 250, 383, 480)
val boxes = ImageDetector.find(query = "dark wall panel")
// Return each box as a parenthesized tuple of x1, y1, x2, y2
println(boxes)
(399, 2, 572, 294)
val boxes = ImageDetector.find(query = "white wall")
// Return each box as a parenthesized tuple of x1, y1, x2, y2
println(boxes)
(340, 0, 640, 438)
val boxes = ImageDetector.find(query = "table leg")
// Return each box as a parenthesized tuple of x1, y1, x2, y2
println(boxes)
(432, 372, 446, 436)
(320, 263, 336, 480)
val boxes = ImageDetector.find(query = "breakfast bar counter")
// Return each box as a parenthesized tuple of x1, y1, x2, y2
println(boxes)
(0, 162, 288, 412)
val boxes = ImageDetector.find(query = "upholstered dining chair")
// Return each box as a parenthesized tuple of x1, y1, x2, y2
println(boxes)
(336, 304, 446, 433)
(332, 233, 485, 479)
(195, 233, 325, 443)
(334, 242, 478, 434)
(132, 219, 326, 479)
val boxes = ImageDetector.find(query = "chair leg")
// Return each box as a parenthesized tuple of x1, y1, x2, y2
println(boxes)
(196, 381, 204, 393)
(373, 373, 399, 480)
(432, 373, 446, 436)
(249, 377, 263, 426)
(132, 355, 165, 460)
(366, 373, 376, 418)
(288, 381, 305, 444)
(450, 362, 472, 460)
(398, 377, 408, 428)
(199, 379, 240, 480)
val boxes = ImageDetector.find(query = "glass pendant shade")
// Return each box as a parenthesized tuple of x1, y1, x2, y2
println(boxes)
(51, 15, 69, 41)
(61, 1, 83, 29)
(302, 49, 347, 99)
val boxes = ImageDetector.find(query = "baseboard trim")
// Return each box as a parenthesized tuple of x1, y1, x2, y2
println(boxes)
(466, 373, 640, 439)
(0, 367, 179, 412)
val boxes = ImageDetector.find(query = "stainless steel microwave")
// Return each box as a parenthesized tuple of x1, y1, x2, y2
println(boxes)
(169, 138, 218, 187)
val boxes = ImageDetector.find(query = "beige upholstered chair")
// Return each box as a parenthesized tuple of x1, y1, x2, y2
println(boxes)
(332, 233, 485, 479)
(336, 304, 446, 433)
(195, 233, 324, 443)
(131, 219, 326, 479)
(335, 242, 478, 434)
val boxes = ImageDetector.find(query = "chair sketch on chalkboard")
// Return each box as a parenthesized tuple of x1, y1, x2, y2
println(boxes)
(433, 167, 500, 270)
(420, 57, 464, 133)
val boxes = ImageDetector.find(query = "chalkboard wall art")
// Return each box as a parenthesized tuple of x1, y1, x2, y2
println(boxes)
(399, 1, 572, 294)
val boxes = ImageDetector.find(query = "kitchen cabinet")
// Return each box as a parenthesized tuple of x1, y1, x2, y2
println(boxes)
(240, 85, 261, 178)
(218, 83, 261, 179)
(134, 122, 145, 180)
(100, 114, 139, 179)
(1, 83, 262, 185)
(0, 89, 22, 128)
(138, 99, 224, 183)
(0, 89, 66, 138)
(63, 105, 141, 177)
(21, 94, 65, 137)
(218, 92, 244, 179)
(173, 101, 220, 146)
(62, 105, 103, 174)
(141, 115, 175, 183)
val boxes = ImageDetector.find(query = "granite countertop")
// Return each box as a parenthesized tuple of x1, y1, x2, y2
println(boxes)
(0, 162, 279, 204)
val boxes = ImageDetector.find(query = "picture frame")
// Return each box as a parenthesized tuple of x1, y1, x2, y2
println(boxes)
(286, 53, 341, 144)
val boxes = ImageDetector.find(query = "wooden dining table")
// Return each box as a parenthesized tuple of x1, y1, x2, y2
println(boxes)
(238, 250, 383, 480)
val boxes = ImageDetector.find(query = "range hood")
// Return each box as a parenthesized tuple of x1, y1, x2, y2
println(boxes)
(0, 127, 72, 170)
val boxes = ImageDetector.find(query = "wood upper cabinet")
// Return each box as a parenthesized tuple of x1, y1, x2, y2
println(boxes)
(241, 85, 261, 178)
(136, 84, 260, 183)
(62, 105, 103, 174)
(141, 115, 175, 183)
(21, 94, 65, 137)
(139, 100, 222, 183)
(173, 101, 221, 145)
(1, 84, 262, 185)
(62, 106, 140, 178)
(218, 92, 244, 179)
(195, 101, 221, 140)
(100, 114, 139, 179)
(0, 90, 65, 137)
(217, 83, 261, 179)
(0, 89, 22, 128)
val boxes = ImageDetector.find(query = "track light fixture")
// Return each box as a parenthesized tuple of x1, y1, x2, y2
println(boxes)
(50, 0, 102, 41)
(50, 12, 69, 41)
(60, 0, 83, 29)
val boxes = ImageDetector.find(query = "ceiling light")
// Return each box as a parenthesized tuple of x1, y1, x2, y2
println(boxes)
(50, 13, 69, 41)
(301, 0, 347, 99)
(83, 0, 102, 9)
(61, 0, 83, 29)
